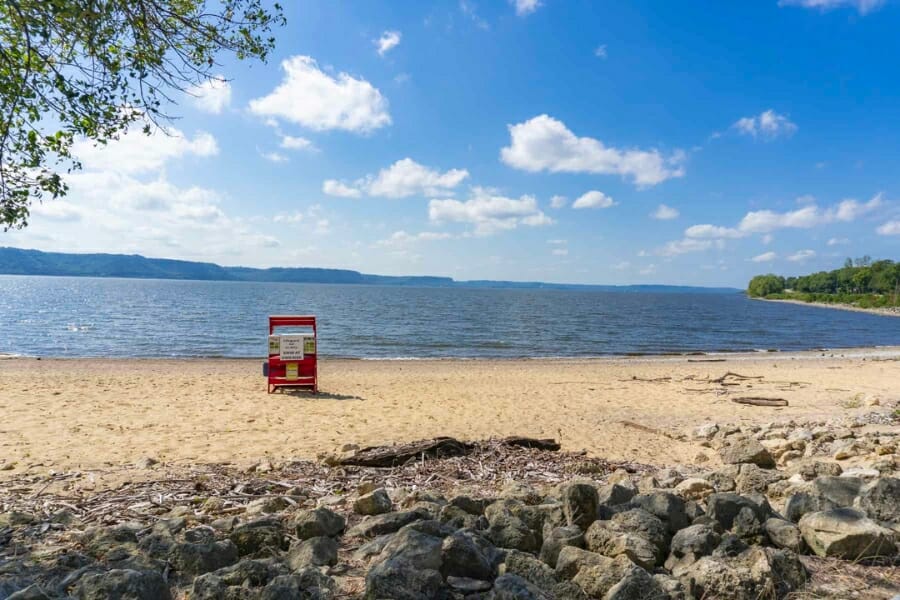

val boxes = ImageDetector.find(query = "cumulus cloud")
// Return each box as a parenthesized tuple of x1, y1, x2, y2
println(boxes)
(651, 204, 679, 220)
(877, 220, 900, 235)
(778, 0, 885, 14)
(733, 109, 797, 140)
(787, 249, 816, 262)
(428, 187, 553, 235)
(376, 230, 454, 247)
(187, 76, 232, 114)
(511, 0, 541, 16)
(500, 115, 685, 187)
(375, 30, 401, 56)
(259, 150, 289, 163)
(279, 135, 316, 151)
(322, 158, 469, 199)
(594, 45, 608, 59)
(572, 190, 616, 209)
(550, 195, 568, 209)
(73, 126, 218, 174)
(751, 251, 778, 263)
(657, 238, 715, 256)
(827, 237, 850, 245)
(248, 56, 390, 133)
(684, 224, 744, 239)
(738, 194, 882, 233)
(29, 200, 84, 222)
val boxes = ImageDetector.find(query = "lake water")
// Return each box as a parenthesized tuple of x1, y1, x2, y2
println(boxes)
(1, 275, 899, 358)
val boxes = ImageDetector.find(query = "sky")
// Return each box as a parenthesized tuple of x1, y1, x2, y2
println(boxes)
(7, 0, 900, 287)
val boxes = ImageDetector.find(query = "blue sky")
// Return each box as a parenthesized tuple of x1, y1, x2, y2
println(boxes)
(9, 0, 900, 286)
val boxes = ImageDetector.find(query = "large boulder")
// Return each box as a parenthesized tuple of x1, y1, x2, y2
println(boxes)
(489, 573, 552, 599)
(168, 539, 238, 576)
(539, 525, 584, 568)
(354, 488, 393, 516)
(440, 529, 496, 581)
(292, 507, 346, 540)
(364, 558, 445, 600)
(664, 523, 721, 576)
(719, 438, 775, 468)
(705, 493, 767, 531)
(630, 492, 688, 534)
(346, 509, 427, 538)
(75, 569, 171, 600)
(498, 550, 559, 594)
(858, 477, 900, 524)
(229, 518, 286, 556)
(286, 536, 339, 569)
(680, 547, 806, 600)
(375, 526, 443, 571)
(554, 546, 612, 579)
(604, 563, 667, 600)
(734, 464, 785, 495)
(570, 554, 635, 599)
(560, 482, 599, 531)
(764, 518, 805, 553)
(799, 508, 897, 559)
(261, 569, 336, 600)
(484, 501, 540, 552)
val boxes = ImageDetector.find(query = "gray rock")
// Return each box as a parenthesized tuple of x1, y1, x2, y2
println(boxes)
(229, 518, 286, 556)
(441, 529, 496, 580)
(570, 554, 633, 598)
(6, 585, 51, 600)
(287, 536, 339, 569)
(76, 569, 171, 600)
(814, 476, 863, 507)
(354, 488, 393, 516)
(353, 534, 394, 563)
(499, 549, 559, 594)
(489, 573, 553, 599)
(555, 546, 614, 580)
(705, 493, 765, 531)
(712, 533, 749, 558)
(610, 508, 670, 555)
(597, 483, 636, 508)
(262, 569, 336, 600)
(447, 576, 492, 593)
(858, 477, 900, 524)
(719, 438, 776, 468)
(438, 504, 479, 529)
(585, 521, 660, 570)
(539, 525, 584, 568)
(764, 518, 805, 553)
(680, 547, 806, 600)
(292, 507, 346, 540)
(500, 481, 543, 505)
(377, 527, 443, 571)
(213, 558, 283, 587)
(605, 563, 667, 600)
(560, 482, 599, 531)
(653, 573, 686, 600)
(365, 558, 445, 600)
(168, 539, 239, 576)
(799, 508, 898, 559)
(734, 464, 785, 495)
(449, 495, 489, 515)
(630, 492, 688, 534)
(485, 500, 541, 552)
(732, 506, 764, 545)
(346, 509, 427, 538)
(664, 524, 721, 576)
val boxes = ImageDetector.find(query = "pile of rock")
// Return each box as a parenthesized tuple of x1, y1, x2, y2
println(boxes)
(2, 453, 898, 600)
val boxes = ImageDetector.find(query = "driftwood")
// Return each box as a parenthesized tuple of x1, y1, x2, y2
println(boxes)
(712, 371, 764, 383)
(619, 420, 677, 440)
(732, 396, 789, 407)
(338, 436, 560, 467)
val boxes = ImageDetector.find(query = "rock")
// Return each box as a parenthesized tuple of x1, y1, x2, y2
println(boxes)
(354, 488, 393, 516)
(732, 506, 764, 545)
(570, 554, 633, 598)
(500, 481, 543, 505)
(211, 559, 282, 587)
(664, 524, 721, 576)
(597, 483, 636, 508)
(764, 518, 805, 553)
(585, 524, 660, 570)
(539, 525, 584, 568)
(293, 507, 346, 539)
(735, 463, 785, 495)
(438, 504, 479, 529)
(81, 525, 138, 559)
(705, 493, 766, 531)
(674, 478, 714, 501)
(713, 533, 749, 558)
(499, 549, 559, 593)
(555, 546, 613, 579)
(653, 573, 686, 600)
(447, 576, 492, 593)
(168, 539, 239, 576)
(365, 558, 445, 600)
(134, 457, 158, 469)
(680, 547, 806, 600)
(858, 477, 900, 523)
(353, 534, 394, 563)
(485, 502, 539, 552)
(605, 563, 666, 600)
(262, 569, 336, 600)
(814, 476, 863, 507)
(792, 460, 842, 481)
(560, 482, 599, 531)
(441, 529, 496, 580)
(684, 501, 705, 522)
(76, 569, 171, 600)
(229, 518, 286, 556)
(449, 495, 489, 515)
(376, 526, 443, 572)
(490, 573, 552, 599)
(287, 536, 338, 569)
(799, 508, 898, 559)
(841, 467, 880, 479)
(693, 423, 719, 440)
(719, 437, 776, 468)
(347, 509, 427, 538)
(630, 492, 688, 534)
(6, 586, 51, 600)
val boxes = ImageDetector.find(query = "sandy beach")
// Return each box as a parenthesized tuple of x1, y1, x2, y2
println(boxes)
(756, 297, 900, 317)
(2, 348, 899, 476)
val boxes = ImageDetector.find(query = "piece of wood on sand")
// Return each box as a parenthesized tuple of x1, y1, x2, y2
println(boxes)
(338, 436, 560, 467)
(731, 396, 789, 407)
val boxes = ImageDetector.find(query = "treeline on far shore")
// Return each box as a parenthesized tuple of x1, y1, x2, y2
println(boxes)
(747, 257, 900, 309)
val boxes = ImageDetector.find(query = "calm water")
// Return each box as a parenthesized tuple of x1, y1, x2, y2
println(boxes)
(1, 275, 899, 358)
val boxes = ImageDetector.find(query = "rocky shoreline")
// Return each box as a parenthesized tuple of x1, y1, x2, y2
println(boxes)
(1, 410, 898, 599)
(757, 296, 900, 318)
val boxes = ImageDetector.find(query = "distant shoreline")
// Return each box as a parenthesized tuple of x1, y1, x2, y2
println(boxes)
(756, 297, 900, 318)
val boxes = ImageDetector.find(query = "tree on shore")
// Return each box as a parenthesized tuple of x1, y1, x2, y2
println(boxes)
(0, 0, 285, 230)
(747, 274, 786, 297)
(750, 258, 900, 304)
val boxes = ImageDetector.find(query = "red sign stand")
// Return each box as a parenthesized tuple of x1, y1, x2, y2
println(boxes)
(267, 315, 318, 394)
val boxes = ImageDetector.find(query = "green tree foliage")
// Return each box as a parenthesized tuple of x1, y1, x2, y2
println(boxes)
(749, 258, 900, 307)
(0, 0, 284, 229)
(747, 274, 786, 297)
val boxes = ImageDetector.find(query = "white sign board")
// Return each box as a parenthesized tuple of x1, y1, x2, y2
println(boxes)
(280, 334, 306, 360)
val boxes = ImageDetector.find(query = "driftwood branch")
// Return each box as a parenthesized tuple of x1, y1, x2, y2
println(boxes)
(337, 436, 560, 468)
(731, 396, 789, 407)
(712, 372, 764, 384)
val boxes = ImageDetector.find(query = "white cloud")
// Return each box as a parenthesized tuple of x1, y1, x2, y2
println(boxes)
(187, 76, 232, 114)
(733, 109, 797, 140)
(657, 238, 714, 256)
(684, 224, 744, 239)
(778, 0, 885, 14)
(248, 56, 390, 133)
(29, 200, 83, 222)
(428, 187, 553, 235)
(762, 234, 774, 245)
(322, 180, 362, 198)
(375, 30, 401, 56)
(651, 204, 679, 220)
(500, 114, 685, 187)
(572, 190, 616, 209)
(877, 221, 900, 235)
(547, 239, 567, 245)
(511, 0, 541, 16)
(273, 212, 304, 224)
(787, 249, 816, 262)
(639, 264, 657, 275)
(322, 158, 469, 199)
(376, 230, 454, 247)
(552, 248, 569, 256)
(751, 251, 778, 263)
(550, 195, 568, 209)
(612, 261, 631, 270)
(73, 126, 218, 174)
(738, 194, 882, 233)
(460, 0, 490, 29)
(279, 135, 316, 151)
(260, 150, 289, 163)
(831, 193, 882, 221)
(827, 237, 850, 245)
(594, 45, 608, 59)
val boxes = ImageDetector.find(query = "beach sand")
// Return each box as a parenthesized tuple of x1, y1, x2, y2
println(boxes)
(1, 348, 899, 476)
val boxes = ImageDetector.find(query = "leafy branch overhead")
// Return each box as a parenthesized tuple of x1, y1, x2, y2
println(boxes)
(0, 0, 285, 230)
